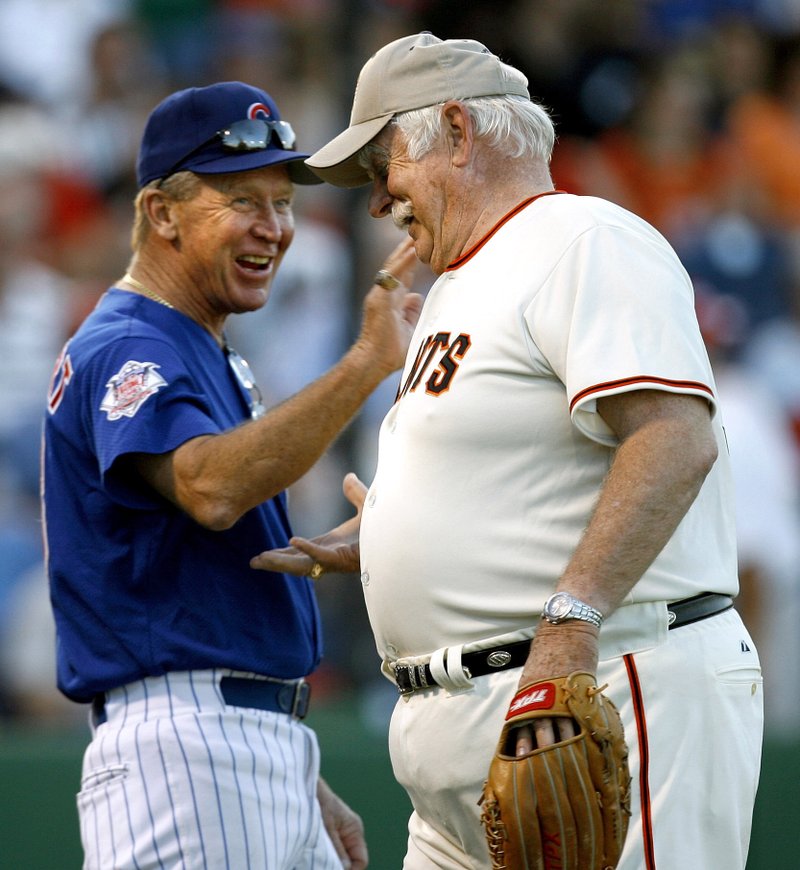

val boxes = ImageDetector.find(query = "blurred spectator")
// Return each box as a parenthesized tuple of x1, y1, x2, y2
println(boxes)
(744, 271, 800, 450)
(707, 15, 775, 114)
(0, 0, 131, 108)
(553, 46, 728, 237)
(643, 0, 759, 43)
(0, 100, 78, 719)
(726, 34, 800, 226)
(697, 287, 800, 737)
(677, 186, 794, 334)
(512, 0, 646, 137)
(0, 102, 76, 507)
(0, 92, 130, 722)
(212, 2, 356, 228)
(66, 19, 164, 193)
(133, 0, 215, 87)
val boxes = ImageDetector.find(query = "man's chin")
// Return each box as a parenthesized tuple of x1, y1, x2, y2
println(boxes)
(232, 285, 271, 314)
(407, 233, 435, 267)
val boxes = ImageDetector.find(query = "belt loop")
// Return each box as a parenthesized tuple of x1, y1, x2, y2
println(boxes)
(429, 645, 474, 695)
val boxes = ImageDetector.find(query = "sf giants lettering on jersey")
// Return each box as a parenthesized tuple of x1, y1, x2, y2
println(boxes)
(100, 360, 167, 421)
(397, 332, 472, 400)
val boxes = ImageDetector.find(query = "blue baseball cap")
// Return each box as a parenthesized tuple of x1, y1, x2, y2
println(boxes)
(136, 81, 322, 187)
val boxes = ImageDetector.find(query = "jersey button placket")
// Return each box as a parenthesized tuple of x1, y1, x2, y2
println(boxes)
(362, 488, 374, 587)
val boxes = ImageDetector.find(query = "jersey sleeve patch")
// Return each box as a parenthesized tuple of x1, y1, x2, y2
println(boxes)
(100, 360, 167, 421)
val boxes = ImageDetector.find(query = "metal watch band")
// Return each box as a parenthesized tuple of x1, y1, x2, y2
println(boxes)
(570, 600, 603, 627)
(543, 591, 604, 628)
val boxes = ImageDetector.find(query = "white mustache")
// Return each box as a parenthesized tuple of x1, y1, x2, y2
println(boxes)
(392, 200, 414, 230)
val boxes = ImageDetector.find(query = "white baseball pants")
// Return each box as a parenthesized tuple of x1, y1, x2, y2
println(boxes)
(390, 608, 763, 869)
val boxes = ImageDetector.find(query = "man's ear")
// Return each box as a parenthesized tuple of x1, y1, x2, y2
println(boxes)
(141, 188, 180, 241)
(441, 101, 473, 167)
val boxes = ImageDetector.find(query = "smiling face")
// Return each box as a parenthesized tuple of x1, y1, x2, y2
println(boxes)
(364, 124, 463, 275)
(171, 165, 296, 319)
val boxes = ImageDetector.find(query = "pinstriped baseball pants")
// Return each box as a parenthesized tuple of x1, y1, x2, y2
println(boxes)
(77, 669, 342, 870)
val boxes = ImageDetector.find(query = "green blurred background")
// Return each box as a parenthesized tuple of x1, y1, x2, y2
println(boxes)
(0, 698, 796, 869)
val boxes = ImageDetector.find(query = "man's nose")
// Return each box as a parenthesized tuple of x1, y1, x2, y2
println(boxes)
(367, 180, 393, 219)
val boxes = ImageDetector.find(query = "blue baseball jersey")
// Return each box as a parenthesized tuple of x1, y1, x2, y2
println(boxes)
(42, 288, 322, 702)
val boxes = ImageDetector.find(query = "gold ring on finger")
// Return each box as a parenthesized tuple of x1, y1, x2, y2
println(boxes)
(374, 269, 400, 290)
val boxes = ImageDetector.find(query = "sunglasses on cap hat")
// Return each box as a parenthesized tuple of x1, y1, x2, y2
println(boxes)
(158, 117, 298, 185)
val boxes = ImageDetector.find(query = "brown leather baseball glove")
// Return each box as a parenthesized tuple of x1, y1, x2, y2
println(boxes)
(479, 672, 631, 870)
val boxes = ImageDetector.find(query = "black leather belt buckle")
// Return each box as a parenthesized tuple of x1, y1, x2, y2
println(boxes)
(291, 680, 311, 719)
(395, 664, 431, 695)
(395, 667, 412, 694)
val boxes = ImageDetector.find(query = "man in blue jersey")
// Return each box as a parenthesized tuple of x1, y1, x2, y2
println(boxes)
(41, 81, 421, 869)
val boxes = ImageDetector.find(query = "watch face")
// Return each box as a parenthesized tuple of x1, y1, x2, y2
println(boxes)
(548, 592, 573, 620)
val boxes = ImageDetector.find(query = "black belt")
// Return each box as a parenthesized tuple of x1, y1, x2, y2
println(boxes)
(92, 675, 311, 726)
(394, 592, 734, 696)
(667, 591, 734, 628)
(220, 676, 311, 719)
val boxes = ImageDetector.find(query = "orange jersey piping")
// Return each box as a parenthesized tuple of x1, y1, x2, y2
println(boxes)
(570, 376, 714, 414)
(444, 190, 567, 272)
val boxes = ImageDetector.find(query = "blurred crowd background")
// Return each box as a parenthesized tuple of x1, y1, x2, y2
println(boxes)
(1, 0, 799, 741)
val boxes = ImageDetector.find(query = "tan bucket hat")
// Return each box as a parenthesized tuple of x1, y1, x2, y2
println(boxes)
(306, 32, 530, 187)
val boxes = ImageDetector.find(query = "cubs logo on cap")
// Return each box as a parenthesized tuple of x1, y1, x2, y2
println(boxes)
(248, 102, 272, 119)
(136, 81, 321, 187)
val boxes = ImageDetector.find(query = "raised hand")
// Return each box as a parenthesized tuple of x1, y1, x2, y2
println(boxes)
(250, 473, 367, 576)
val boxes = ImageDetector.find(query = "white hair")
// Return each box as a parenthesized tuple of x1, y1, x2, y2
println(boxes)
(394, 94, 556, 163)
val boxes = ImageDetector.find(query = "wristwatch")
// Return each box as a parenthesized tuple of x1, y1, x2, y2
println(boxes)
(543, 591, 604, 628)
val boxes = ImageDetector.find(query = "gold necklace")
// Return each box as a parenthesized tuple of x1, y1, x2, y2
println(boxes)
(122, 272, 175, 309)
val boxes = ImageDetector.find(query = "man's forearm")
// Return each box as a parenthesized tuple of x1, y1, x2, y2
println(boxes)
(168, 343, 395, 529)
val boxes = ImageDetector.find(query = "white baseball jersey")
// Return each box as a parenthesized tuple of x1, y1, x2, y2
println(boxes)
(359, 192, 738, 664)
